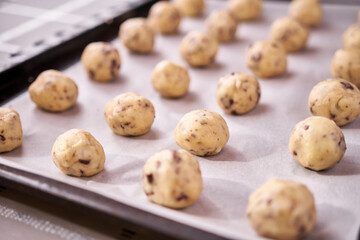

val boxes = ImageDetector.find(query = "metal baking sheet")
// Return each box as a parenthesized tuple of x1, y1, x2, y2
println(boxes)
(1, 1, 360, 239)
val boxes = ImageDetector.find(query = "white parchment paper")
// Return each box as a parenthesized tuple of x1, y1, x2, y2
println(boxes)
(1, 1, 360, 239)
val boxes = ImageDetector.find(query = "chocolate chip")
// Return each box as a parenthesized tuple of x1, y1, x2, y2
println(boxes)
(340, 81, 354, 90)
(304, 125, 309, 130)
(79, 159, 90, 165)
(231, 110, 238, 115)
(89, 70, 95, 79)
(0, 135, 5, 141)
(251, 53, 262, 62)
(330, 112, 336, 119)
(298, 225, 306, 233)
(176, 193, 188, 201)
(173, 150, 181, 163)
(124, 122, 131, 126)
(80, 170, 84, 175)
(345, 116, 350, 121)
(293, 150, 297, 156)
(146, 174, 153, 184)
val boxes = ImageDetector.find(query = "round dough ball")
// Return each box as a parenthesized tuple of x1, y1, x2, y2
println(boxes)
(246, 178, 317, 240)
(51, 129, 105, 177)
(205, 9, 237, 43)
(343, 24, 360, 50)
(148, 1, 181, 34)
(309, 78, 360, 126)
(288, 0, 322, 27)
(174, 0, 204, 17)
(216, 73, 261, 115)
(270, 16, 310, 52)
(180, 31, 218, 67)
(228, 0, 262, 21)
(331, 49, 360, 88)
(81, 42, 121, 82)
(0, 108, 23, 153)
(119, 18, 154, 53)
(246, 40, 287, 78)
(29, 70, 78, 112)
(143, 149, 203, 208)
(151, 60, 190, 98)
(104, 92, 155, 136)
(174, 110, 229, 156)
(289, 116, 346, 171)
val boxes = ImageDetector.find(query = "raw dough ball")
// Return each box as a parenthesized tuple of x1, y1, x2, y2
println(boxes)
(143, 149, 203, 208)
(104, 92, 155, 136)
(288, 0, 322, 27)
(29, 70, 78, 112)
(0, 108, 23, 153)
(228, 0, 262, 21)
(180, 31, 218, 67)
(81, 42, 121, 82)
(343, 24, 360, 50)
(205, 9, 237, 43)
(309, 78, 360, 126)
(270, 16, 310, 52)
(216, 73, 261, 114)
(119, 18, 154, 53)
(174, 0, 204, 17)
(246, 179, 317, 240)
(151, 60, 190, 98)
(148, 1, 181, 34)
(246, 40, 287, 78)
(289, 116, 346, 171)
(51, 129, 105, 177)
(174, 110, 229, 156)
(331, 49, 360, 88)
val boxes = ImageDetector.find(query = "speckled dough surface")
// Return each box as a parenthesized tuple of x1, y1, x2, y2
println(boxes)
(246, 179, 317, 240)
(342, 24, 360, 50)
(288, 0, 322, 27)
(289, 116, 346, 171)
(331, 49, 360, 88)
(228, 0, 262, 21)
(51, 129, 105, 177)
(143, 149, 203, 208)
(174, 0, 204, 17)
(174, 110, 229, 156)
(148, 1, 181, 34)
(205, 9, 237, 43)
(309, 78, 360, 126)
(0, 108, 23, 153)
(28, 70, 78, 112)
(104, 92, 155, 136)
(216, 73, 261, 115)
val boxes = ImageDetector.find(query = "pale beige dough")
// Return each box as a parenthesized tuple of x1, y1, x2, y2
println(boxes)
(216, 73, 261, 115)
(288, 0, 322, 27)
(148, 1, 181, 34)
(289, 116, 346, 171)
(180, 31, 218, 67)
(246, 178, 317, 240)
(246, 40, 287, 78)
(143, 149, 203, 208)
(309, 78, 360, 126)
(119, 18, 154, 53)
(0, 108, 23, 153)
(205, 9, 237, 43)
(151, 60, 190, 98)
(174, 0, 204, 17)
(228, 0, 262, 21)
(51, 129, 105, 177)
(104, 92, 155, 136)
(331, 49, 360, 88)
(29, 70, 78, 112)
(343, 24, 360, 50)
(81, 42, 121, 82)
(270, 16, 310, 52)
(174, 110, 229, 156)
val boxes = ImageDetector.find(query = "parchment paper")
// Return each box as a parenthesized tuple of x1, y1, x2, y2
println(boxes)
(1, 1, 360, 239)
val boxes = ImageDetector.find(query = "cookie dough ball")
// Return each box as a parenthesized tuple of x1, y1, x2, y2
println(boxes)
(289, 0, 322, 27)
(119, 18, 154, 53)
(246, 40, 287, 78)
(0, 108, 23, 153)
(148, 1, 181, 34)
(289, 116, 346, 171)
(81, 42, 121, 82)
(216, 73, 261, 115)
(104, 92, 155, 136)
(343, 24, 360, 50)
(174, 0, 204, 17)
(143, 149, 203, 208)
(151, 60, 190, 98)
(228, 0, 262, 21)
(29, 70, 78, 112)
(205, 9, 237, 43)
(180, 31, 218, 67)
(246, 179, 317, 240)
(51, 129, 105, 177)
(309, 78, 360, 126)
(174, 110, 229, 156)
(331, 49, 360, 88)
(270, 16, 310, 52)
